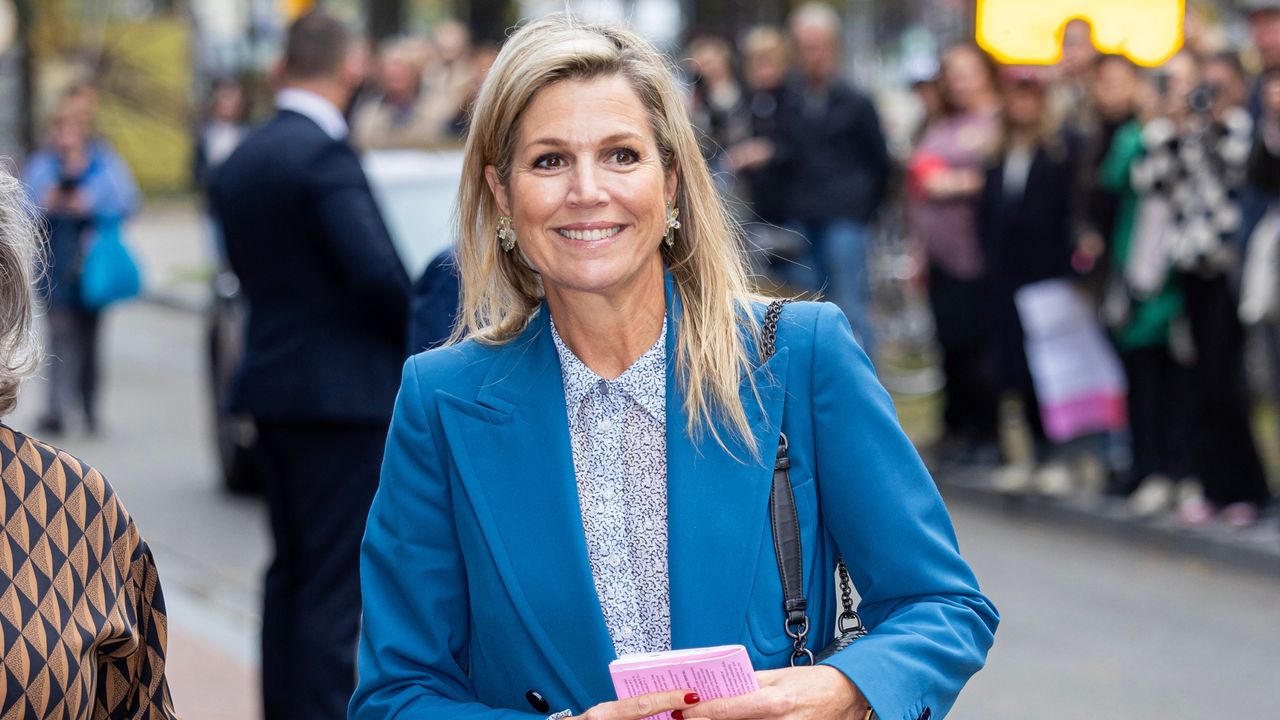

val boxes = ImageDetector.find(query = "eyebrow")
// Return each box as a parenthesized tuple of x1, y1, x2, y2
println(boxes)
(526, 132, 646, 149)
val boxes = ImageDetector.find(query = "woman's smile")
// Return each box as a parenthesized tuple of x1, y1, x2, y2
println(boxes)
(556, 223, 626, 243)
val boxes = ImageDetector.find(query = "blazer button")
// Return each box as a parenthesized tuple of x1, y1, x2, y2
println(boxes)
(527, 690, 551, 713)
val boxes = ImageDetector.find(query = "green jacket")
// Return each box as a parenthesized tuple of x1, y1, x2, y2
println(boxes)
(1099, 120, 1182, 350)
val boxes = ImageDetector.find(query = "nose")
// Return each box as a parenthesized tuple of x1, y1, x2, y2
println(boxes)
(567, 161, 608, 207)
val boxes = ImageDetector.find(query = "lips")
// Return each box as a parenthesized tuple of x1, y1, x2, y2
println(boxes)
(557, 226, 623, 242)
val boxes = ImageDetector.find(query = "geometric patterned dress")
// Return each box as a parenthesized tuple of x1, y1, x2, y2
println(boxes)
(0, 425, 179, 719)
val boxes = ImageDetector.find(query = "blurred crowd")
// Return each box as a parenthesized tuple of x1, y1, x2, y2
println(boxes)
(22, 3, 1280, 541)
(677, 6, 1280, 529)
(193, 18, 498, 169)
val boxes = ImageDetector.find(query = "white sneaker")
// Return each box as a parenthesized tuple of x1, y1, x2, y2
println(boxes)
(1175, 477, 1204, 506)
(1034, 461, 1075, 497)
(1128, 474, 1174, 517)
(992, 463, 1033, 494)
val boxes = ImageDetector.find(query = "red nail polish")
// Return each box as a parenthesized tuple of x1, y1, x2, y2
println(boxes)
(672, 711, 685, 720)
(684, 692, 701, 704)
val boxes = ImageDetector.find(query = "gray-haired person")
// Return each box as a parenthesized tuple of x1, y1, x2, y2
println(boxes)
(0, 162, 180, 718)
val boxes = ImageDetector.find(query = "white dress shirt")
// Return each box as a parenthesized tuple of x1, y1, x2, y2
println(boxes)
(276, 87, 349, 141)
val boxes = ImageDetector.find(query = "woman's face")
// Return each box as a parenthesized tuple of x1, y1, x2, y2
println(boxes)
(487, 75, 674, 303)
(1092, 60, 1138, 120)
(746, 48, 787, 91)
(212, 85, 245, 122)
(51, 113, 88, 156)
(1163, 53, 1199, 115)
(943, 47, 992, 112)
(1005, 83, 1045, 128)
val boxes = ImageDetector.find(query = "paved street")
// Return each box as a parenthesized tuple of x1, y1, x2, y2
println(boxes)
(6, 205, 1276, 719)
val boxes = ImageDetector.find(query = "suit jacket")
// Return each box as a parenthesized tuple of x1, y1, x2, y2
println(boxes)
(407, 247, 461, 354)
(211, 109, 410, 422)
(351, 277, 999, 720)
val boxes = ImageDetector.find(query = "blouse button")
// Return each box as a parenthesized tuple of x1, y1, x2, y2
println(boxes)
(599, 418, 614, 431)
(620, 626, 634, 639)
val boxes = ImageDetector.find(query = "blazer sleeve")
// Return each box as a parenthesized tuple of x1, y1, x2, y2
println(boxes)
(350, 358, 542, 720)
(306, 141, 411, 343)
(806, 303, 999, 720)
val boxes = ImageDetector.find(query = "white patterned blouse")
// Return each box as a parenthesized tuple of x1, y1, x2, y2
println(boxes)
(550, 317, 670, 657)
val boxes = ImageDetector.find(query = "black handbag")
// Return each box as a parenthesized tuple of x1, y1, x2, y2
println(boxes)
(761, 299, 869, 667)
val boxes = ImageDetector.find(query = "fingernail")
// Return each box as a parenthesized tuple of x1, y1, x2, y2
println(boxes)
(672, 711, 685, 720)
(684, 692, 701, 704)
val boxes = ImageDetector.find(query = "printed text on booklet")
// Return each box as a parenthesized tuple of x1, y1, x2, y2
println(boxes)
(609, 645, 759, 720)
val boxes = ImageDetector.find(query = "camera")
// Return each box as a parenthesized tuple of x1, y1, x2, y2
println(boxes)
(1188, 83, 1218, 115)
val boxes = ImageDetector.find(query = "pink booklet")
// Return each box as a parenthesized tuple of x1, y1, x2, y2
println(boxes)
(609, 644, 759, 720)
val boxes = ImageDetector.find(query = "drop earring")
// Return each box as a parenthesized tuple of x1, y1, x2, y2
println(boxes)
(497, 215, 515, 252)
(663, 203, 681, 247)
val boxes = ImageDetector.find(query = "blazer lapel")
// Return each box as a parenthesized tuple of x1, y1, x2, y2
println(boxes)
(666, 289, 790, 650)
(437, 310, 616, 708)
(436, 279, 792, 706)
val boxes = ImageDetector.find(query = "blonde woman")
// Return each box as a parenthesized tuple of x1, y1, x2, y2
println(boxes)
(352, 15, 997, 720)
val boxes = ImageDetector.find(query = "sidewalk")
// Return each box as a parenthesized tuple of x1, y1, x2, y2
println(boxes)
(935, 463, 1280, 577)
(110, 200, 261, 718)
(131, 199, 216, 313)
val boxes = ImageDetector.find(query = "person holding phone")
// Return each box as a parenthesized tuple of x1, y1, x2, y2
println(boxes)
(22, 87, 139, 436)
(350, 15, 998, 720)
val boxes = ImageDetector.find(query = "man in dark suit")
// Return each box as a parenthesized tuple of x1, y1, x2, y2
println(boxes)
(210, 12, 410, 720)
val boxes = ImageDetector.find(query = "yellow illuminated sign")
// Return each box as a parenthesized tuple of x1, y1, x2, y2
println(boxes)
(283, 0, 316, 21)
(976, 0, 1184, 67)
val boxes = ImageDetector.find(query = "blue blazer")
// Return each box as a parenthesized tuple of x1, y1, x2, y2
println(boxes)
(352, 278, 998, 720)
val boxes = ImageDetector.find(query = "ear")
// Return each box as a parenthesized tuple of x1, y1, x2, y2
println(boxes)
(665, 166, 679, 206)
(485, 165, 512, 216)
(268, 60, 285, 91)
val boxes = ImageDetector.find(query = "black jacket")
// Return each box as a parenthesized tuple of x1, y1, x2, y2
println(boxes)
(978, 140, 1080, 391)
(771, 77, 890, 223)
(211, 110, 410, 422)
(979, 142, 1078, 290)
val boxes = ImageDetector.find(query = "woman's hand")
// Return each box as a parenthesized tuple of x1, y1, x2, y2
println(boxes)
(683, 666, 870, 720)
(572, 689, 702, 720)
(922, 167, 983, 200)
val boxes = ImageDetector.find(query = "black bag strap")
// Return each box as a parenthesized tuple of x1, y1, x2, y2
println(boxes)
(762, 299, 862, 667)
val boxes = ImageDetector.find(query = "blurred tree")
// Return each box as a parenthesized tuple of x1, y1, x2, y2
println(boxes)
(11, 0, 34, 153)
(27, 0, 192, 191)
(368, 0, 509, 45)
(465, 0, 512, 44)
(368, 0, 403, 40)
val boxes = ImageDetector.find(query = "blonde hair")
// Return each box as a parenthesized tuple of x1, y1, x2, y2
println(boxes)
(0, 163, 42, 417)
(453, 13, 765, 455)
(742, 26, 790, 63)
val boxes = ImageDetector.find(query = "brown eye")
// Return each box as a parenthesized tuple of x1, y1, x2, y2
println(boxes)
(534, 154, 565, 169)
(612, 148, 639, 164)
